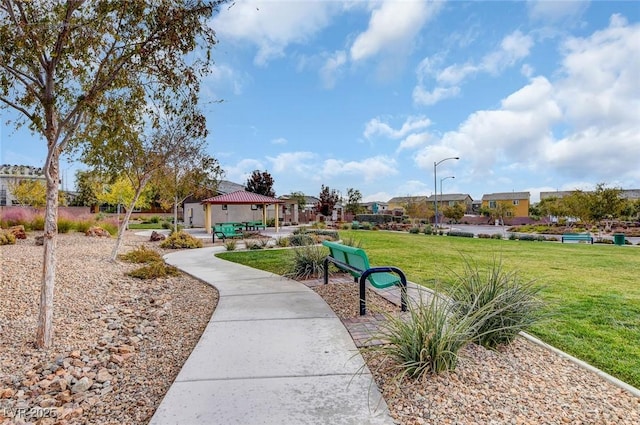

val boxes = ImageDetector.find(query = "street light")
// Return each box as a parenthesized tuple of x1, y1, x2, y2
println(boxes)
(440, 176, 455, 200)
(434, 157, 459, 230)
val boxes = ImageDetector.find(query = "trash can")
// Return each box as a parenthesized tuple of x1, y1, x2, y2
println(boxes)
(613, 233, 626, 246)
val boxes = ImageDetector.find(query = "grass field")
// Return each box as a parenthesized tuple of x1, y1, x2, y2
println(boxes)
(127, 223, 164, 229)
(217, 230, 640, 388)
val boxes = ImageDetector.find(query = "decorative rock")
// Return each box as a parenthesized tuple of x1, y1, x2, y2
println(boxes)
(35, 235, 44, 245)
(150, 230, 166, 241)
(96, 368, 113, 383)
(71, 377, 93, 394)
(8, 225, 27, 239)
(85, 226, 110, 237)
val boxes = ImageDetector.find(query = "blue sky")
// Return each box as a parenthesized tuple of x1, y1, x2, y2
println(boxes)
(2, 0, 639, 203)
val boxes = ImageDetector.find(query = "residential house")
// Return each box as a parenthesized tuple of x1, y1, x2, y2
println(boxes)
(0, 164, 47, 206)
(481, 192, 530, 218)
(431, 193, 474, 214)
(361, 201, 389, 214)
(387, 196, 429, 215)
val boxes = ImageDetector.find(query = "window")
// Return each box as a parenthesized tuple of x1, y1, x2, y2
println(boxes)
(513, 199, 519, 205)
(489, 201, 497, 208)
(448, 201, 455, 206)
(221, 204, 227, 210)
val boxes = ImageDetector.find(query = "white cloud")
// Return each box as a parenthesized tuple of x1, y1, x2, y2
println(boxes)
(204, 63, 248, 96)
(211, 0, 339, 65)
(350, 0, 441, 62)
(320, 156, 398, 183)
(398, 132, 432, 152)
(267, 152, 316, 174)
(414, 30, 534, 106)
(527, 0, 588, 22)
(223, 158, 264, 183)
(319, 50, 347, 89)
(271, 137, 288, 145)
(364, 115, 432, 139)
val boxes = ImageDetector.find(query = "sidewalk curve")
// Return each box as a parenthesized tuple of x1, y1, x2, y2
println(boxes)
(149, 247, 393, 425)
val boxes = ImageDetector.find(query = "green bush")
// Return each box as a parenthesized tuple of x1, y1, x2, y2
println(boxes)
(128, 262, 181, 279)
(74, 220, 93, 233)
(508, 233, 517, 240)
(340, 236, 363, 248)
(275, 236, 290, 247)
(288, 234, 314, 246)
(369, 292, 482, 379)
(149, 215, 161, 224)
(446, 258, 544, 349)
(96, 220, 118, 235)
(161, 221, 171, 229)
(225, 240, 237, 251)
(423, 225, 433, 235)
(285, 245, 327, 280)
(119, 245, 163, 263)
(478, 233, 491, 239)
(409, 227, 420, 234)
(57, 218, 75, 234)
(491, 233, 503, 240)
(518, 234, 545, 242)
(360, 222, 372, 230)
(0, 231, 16, 245)
(448, 231, 474, 238)
(30, 216, 45, 231)
(160, 231, 203, 249)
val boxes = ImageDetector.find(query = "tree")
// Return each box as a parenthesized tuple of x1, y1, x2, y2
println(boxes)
(561, 191, 591, 225)
(246, 170, 275, 197)
(71, 170, 101, 208)
(404, 200, 433, 224)
(289, 191, 307, 212)
(537, 196, 569, 223)
(0, 1, 225, 348)
(443, 203, 465, 224)
(7, 179, 47, 207)
(95, 176, 151, 212)
(588, 183, 624, 225)
(154, 153, 223, 233)
(345, 188, 364, 215)
(316, 185, 339, 217)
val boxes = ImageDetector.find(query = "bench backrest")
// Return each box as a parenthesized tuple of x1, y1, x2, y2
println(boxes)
(563, 232, 591, 236)
(215, 224, 238, 235)
(323, 240, 371, 270)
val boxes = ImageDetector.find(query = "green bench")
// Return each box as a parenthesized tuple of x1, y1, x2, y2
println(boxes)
(247, 220, 267, 230)
(212, 224, 244, 243)
(322, 240, 408, 316)
(561, 233, 593, 244)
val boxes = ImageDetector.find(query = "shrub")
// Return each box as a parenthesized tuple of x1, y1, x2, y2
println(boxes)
(161, 221, 171, 229)
(595, 238, 614, 244)
(508, 233, 517, 240)
(57, 218, 75, 233)
(341, 223, 351, 230)
(340, 235, 363, 248)
(517, 234, 545, 242)
(285, 245, 327, 280)
(360, 222, 372, 230)
(423, 225, 433, 235)
(245, 239, 263, 250)
(409, 227, 420, 234)
(160, 231, 203, 249)
(225, 240, 237, 251)
(310, 221, 327, 229)
(0, 208, 35, 227)
(491, 233, 503, 240)
(477, 233, 491, 239)
(149, 215, 161, 223)
(96, 220, 118, 235)
(74, 219, 93, 233)
(0, 231, 16, 245)
(275, 236, 290, 247)
(119, 245, 163, 263)
(448, 231, 474, 238)
(369, 292, 482, 379)
(288, 234, 314, 247)
(446, 258, 544, 349)
(128, 262, 180, 279)
(303, 229, 339, 240)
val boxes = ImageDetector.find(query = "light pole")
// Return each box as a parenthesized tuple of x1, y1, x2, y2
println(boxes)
(434, 157, 459, 230)
(440, 176, 455, 200)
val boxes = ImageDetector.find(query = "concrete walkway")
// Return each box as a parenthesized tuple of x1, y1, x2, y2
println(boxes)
(149, 246, 393, 425)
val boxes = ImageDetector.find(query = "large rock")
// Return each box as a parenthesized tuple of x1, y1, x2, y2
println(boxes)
(149, 231, 166, 242)
(85, 227, 110, 237)
(8, 225, 26, 239)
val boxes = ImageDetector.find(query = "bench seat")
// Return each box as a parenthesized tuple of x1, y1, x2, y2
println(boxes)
(561, 233, 593, 244)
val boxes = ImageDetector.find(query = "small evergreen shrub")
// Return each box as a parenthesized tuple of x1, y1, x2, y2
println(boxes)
(128, 262, 180, 279)
(423, 225, 433, 235)
(360, 222, 372, 230)
(491, 233, 503, 240)
(149, 215, 161, 223)
(508, 233, 517, 240)
(341, 223, 351, 230)
(74, 220, 93, 233)
(285, 245, 327, 280)
(448, 231, 474, 238)
(119, 245, 163, 263)
(160, 231, 203, 249)
(30, 215, 45, 231)
(0, 231, 16, 245)
(409, 227, 420, 234)
(161, 221, 171, 229)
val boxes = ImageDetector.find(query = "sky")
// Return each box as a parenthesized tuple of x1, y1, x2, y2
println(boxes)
(1, 0, 639, 203)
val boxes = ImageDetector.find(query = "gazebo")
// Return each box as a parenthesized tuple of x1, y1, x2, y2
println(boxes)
(200, 190, 284, 234)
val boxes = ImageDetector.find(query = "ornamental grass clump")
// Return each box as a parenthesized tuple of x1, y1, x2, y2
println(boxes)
(285, 245, 327, 280)
(0, 231, 16, 245)
(119, 245, 163, 263)
(447, 258, 544, 349)
(369, 292, 486, 379)
(160, 231, 203, 249)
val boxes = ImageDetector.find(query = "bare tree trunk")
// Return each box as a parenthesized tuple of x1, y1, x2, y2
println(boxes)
(173, 195, 179, 233)
(110, 183, 146, 261)
(36, 158, 59, 348)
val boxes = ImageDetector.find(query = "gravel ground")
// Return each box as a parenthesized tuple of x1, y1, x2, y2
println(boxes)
(0, 232, 217, 424)
(1, 232, 638, 424)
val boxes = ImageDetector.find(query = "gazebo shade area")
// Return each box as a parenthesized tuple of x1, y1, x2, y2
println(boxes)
(199, 191, 284, 233)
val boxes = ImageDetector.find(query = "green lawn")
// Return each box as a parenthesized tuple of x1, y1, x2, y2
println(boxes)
(217, 230, 640, 388)
(127, 223, 164, 229)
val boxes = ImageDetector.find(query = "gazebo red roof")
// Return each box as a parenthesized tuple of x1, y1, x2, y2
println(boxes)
(201, 190, 283, 205)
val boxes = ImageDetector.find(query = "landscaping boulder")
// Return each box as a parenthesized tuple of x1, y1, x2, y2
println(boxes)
(149, 231, 166, 242)
(85, 226, 110, 237)
(35, 235, 44, 246)
(8, 225, 26, 239)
